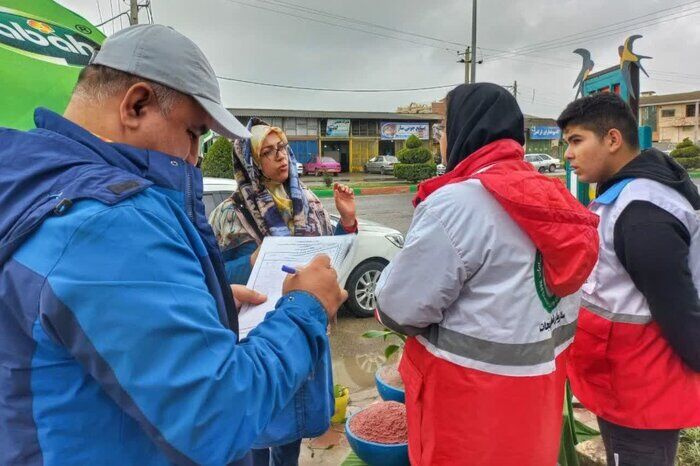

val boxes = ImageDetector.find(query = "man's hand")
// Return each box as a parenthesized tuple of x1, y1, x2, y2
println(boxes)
(230, 285, 267, 309)
(333, 183, 356, 229)
(283, 255, 348, 320)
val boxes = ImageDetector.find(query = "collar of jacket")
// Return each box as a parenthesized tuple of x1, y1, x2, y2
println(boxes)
(414, 139, 524, 206)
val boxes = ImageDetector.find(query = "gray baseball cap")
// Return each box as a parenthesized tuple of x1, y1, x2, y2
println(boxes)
(90, 24, 250, 139)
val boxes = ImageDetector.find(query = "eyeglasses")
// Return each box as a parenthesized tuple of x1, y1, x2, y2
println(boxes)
(260, 142, 288, 160)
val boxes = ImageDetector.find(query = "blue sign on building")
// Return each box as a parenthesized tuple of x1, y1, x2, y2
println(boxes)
(530, 126, 561, 140)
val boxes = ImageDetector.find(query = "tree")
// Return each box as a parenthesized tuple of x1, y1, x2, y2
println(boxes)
(393, 134, 436, 183)
(201, 137, 234, 179)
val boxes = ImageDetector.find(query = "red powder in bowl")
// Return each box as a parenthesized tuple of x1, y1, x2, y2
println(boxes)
(379, 364, 404, 389)
(349, 401, 407, 444)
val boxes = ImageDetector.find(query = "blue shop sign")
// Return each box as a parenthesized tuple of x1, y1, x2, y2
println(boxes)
(530, 126, 561, 140)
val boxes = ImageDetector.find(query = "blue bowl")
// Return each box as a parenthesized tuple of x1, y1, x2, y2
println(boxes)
(345, 411, 409, 466)
(375, 370, 405, 403)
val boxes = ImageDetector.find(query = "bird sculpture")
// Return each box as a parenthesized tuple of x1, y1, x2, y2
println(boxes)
(573, 48, 594, 99)
(619, 35, 651, 101)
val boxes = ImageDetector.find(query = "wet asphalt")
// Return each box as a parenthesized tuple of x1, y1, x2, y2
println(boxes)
(321, 193, 415, 390)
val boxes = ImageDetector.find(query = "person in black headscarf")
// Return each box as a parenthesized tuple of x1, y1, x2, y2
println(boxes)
(374, 83, 599, 466)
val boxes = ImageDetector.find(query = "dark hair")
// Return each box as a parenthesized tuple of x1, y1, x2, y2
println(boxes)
(557, 93, 639, 149)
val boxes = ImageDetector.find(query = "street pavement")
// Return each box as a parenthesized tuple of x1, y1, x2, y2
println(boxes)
(320, 192, 415, 234)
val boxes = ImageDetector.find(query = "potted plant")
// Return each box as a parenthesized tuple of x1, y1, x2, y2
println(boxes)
(362, 328, 406, 402)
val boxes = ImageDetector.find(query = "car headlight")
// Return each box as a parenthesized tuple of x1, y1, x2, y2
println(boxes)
(385, 233, 404, 248)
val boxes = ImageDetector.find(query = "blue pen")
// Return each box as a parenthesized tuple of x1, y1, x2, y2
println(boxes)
(281, 265, 297, 274)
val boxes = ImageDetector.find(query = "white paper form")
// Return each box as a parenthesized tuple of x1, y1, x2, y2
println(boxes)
(238, 235, 356, 338)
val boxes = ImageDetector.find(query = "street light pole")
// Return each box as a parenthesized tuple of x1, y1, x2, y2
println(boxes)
(129, 0, 139, 25)
(465, 46, 471, 84)
(470, 0, 477, 83)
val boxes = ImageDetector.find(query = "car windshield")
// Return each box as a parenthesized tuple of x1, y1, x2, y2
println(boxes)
(320, 157, 337, 164)
(385, 156, 398, 162)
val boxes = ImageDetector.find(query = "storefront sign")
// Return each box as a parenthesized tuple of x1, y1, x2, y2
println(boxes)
(380, 122, 430, 140)
(326, 119, 350, 137)
(529, 126, 561, 140)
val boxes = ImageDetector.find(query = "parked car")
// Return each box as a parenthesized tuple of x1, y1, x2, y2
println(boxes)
(525, 153, 560, 173)
(295, 161, 304, 175)
(364, 155, 399, 175)
(303, 156, 341, 176)
(203, 177, 404, 318)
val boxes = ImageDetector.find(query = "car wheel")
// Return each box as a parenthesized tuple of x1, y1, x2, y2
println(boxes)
(549, 164, 556, 173)
(380, 167, 386, 175)
(538, 166, 546, 173)
(345, 260, 387, 318)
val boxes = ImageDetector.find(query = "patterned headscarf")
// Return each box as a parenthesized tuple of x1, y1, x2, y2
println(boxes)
(230, 118, 334, 239)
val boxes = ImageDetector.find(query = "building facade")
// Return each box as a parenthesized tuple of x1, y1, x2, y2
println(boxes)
(640, 91, 700, 144)
(228, 109, 441, 173)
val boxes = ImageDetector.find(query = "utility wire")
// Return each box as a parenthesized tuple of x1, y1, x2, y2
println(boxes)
(108, 0, 115, 34)
(484, 0, 700, 60)
(484, 3, 700, 61)
(96, 10, 130, 27)
(256, 0, 467, 48)
(95, 0, 104, 27)
(224, 0, 462, 53)
(216, 75, 461, 92)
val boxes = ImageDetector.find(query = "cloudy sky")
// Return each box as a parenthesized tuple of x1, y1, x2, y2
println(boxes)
(59, 0, 700, 118)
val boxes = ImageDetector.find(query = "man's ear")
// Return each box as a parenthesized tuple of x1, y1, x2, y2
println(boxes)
(605, 128, 624, 154)
(119, 82, 158, 130)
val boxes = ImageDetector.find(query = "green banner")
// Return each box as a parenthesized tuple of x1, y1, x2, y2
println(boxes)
(0, 1, 105, 130)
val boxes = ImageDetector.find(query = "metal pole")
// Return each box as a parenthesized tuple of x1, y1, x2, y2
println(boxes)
(129, 0, 139, 25)
(695, 100, 699, 144)
(464, 47, 471, 84)
(470, 0, 477, 83)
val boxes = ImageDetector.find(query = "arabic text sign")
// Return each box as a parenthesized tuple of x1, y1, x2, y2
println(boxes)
(326, 119, 350, 137)
(530, 126, 561, 140)
(381, 122, 429, 140)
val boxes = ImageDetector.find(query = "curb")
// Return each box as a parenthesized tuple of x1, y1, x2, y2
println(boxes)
(311, 185, 417, 198)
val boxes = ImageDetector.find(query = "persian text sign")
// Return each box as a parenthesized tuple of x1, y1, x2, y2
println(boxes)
(530, 126, 561, 140)
(380, 122, 429, 140)
(326, 119, 350, 137)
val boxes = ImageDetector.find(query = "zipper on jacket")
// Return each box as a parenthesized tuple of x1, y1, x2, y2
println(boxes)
(184, 163, 195, 222)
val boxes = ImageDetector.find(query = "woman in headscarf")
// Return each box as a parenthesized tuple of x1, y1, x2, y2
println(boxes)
(374, 83, 600, 465)
(209, 118, 357, 286)
(208, 118, 357, 466)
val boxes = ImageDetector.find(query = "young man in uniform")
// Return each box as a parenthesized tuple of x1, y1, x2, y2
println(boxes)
(559, 93, 700, 466)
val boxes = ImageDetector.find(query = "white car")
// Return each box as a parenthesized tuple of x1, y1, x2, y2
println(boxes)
(203, 177, 404, 318)
(296, 162, 304, 175)
(525, 153, 560, 173)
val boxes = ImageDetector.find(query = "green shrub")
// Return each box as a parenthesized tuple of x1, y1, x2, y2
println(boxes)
(405, 134, 422, 149)
(671, 145, 700, 159)
(201, 137, 234, 179)
(676, 137, 695, 150)
(675, 156, 700, 170)
(397, 136, 432, 164)
(394, 163, 436, 183)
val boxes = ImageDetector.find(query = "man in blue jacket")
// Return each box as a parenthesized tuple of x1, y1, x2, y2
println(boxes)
(0, 24, 347, 466)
